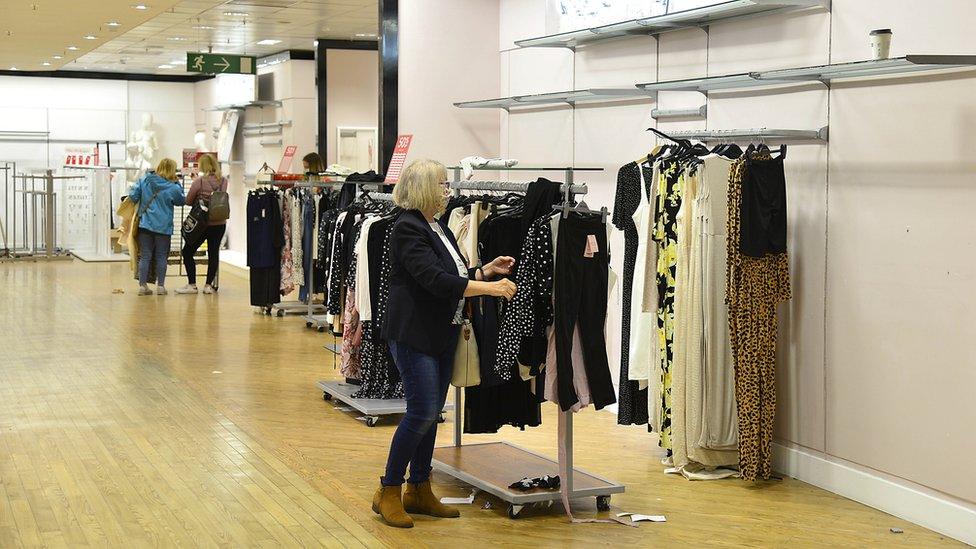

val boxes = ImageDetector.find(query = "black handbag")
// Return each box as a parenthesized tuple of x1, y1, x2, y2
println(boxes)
(181, 199, 208, 242)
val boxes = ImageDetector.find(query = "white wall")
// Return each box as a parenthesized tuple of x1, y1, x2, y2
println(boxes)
(194, 59, 317, 263)
(325, 49, 379, 168)
(399, 0, 501, 165)
(489, 0, 976, 542)
(0, 75, 196, 250)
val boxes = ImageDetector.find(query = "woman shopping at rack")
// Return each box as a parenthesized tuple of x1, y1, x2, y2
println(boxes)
(374, 159, 517, 528)
(128, 158, 185, 295)
(176, 154, 228, 295)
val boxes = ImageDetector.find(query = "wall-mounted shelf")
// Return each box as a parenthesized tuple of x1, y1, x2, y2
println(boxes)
(203, 100, 282, 112)
(454, 88, 652, 109)
(242, 120, 293, 130)
(753, 55, 976, 83)
(636, 55, 976, 93)
(663, 126, 828, 142)
(515, 0, 829, 50)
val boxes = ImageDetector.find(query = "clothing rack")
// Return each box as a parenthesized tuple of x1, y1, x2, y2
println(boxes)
(12, 170, 83, 261)
(302, 183, 393, 329)
(432, 173, 625, 520)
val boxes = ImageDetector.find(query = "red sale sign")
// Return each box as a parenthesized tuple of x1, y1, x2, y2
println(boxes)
(278, 145, 298, 174)
(384, 135, 413, 183)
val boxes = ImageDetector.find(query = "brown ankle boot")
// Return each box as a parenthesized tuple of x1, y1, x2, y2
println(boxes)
(403, 481, 461, 518)
(372, 481, 414, 528)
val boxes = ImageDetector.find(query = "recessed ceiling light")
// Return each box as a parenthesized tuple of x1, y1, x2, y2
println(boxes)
(223, 11, 248, 17)
(132, 3, 150, 9)
(84, 35, 97, 40)
(167, 37, 187, 41)
(9, 66, 18, 71)
(42, 62, 51, 66)
(67, 46, 79, 51)
(355, 33, 377, 38)
(157, 64, 173, 69)
(256, 39, 281, 46)
(192, 25, 215, 30)
(52, 55, 63, 59)
(106, 21, 121, 27)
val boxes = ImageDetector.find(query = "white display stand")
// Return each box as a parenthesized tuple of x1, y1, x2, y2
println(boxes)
(62, 167, 130, 262)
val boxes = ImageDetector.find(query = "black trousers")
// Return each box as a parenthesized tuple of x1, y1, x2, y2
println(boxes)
(741, 154, 787, 257)
(182, 224, 226, 286)
(553, 214, 616, 412)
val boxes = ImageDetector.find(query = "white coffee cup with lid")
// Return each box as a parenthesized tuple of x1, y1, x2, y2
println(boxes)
(870, 29, 892, 60)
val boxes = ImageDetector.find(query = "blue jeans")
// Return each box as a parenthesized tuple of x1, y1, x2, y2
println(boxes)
(382, 339, 456, 486)
(138, 229, 171, 286)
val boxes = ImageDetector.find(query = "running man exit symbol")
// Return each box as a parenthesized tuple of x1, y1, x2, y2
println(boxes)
(185, 52, 256, 75)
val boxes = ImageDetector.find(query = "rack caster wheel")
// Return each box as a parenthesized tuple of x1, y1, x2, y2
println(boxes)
(596, 495, 611, 511)
(276, 309, 284, 317)
(508, 504, 524, 519)
(264, 308, 272, 316)
(365, 416, 379, 427)
(323, 392, 332, 401)
(317, 326, 325, 333)
(306, 321, 312, 328)
(437, 413, 446, 423)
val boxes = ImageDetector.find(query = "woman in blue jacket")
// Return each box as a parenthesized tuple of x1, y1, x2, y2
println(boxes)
(373, 159, 516, 528)
(128, 158, 185, 295)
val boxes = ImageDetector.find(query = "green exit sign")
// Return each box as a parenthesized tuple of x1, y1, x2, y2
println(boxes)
(186, 52, 256, 75)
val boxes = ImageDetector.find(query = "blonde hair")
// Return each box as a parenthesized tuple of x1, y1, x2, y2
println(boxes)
(155, 158, 178, 181)
(198, 153, 221, 178)
(393, 159, 448, 216)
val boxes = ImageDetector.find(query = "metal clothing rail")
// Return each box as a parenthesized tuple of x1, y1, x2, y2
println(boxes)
(12, 170, 84, 260)
(432, 176, 623, 519)
(302, 186, 393, 332)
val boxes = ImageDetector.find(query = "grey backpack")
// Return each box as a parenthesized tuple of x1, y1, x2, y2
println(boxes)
(207, 178, 230, 222)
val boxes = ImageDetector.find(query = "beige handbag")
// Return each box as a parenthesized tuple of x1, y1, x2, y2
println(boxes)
(452, 300, 480, 387)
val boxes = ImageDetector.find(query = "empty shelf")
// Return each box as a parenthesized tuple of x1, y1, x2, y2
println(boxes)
(455, 88, 652, 109)
(515, 0, 828, 49)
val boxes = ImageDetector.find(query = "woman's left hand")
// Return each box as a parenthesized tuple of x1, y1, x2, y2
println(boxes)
(483, 256, 516, 279)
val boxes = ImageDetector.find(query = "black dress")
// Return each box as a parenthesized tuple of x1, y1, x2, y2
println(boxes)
(463, 212, 542, 434)
(612, 162, 650, 426)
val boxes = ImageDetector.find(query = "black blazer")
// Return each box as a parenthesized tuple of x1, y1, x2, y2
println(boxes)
(382, 209, 474, 356)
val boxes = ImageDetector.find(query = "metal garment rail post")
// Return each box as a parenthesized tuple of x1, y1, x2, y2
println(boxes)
(436, 169, 625, 519)
(13, 171, 83, 260)
(297, 177, 388, 327)
(1, 162, 13, 258)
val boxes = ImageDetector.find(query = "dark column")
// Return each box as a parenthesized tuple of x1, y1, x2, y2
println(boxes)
(378, 0, 398, 175)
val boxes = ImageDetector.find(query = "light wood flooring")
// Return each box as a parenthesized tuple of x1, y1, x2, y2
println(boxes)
(0, 260, 963, 548)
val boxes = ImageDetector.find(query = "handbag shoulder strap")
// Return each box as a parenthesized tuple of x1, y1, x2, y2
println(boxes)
(138, 181, 163, 217)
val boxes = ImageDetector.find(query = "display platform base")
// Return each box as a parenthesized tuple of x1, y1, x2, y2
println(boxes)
(304, 313, 331, 332)
(432, 441, 625, 518)
(272, 300, 324, 317)
(316, 380, 453, 427)
(70, 250, 130, 263)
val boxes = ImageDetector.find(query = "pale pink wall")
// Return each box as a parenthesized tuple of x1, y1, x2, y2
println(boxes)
(493, 0, 976, 514)
(325, 49, 378, 167)
(398, 0, 501, 165)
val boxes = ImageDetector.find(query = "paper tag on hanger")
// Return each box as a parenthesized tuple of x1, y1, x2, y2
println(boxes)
(584, 234, 598, 257)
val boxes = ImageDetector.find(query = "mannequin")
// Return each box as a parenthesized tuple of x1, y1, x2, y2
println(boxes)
(126, 113, 159, 173)
(194, 131, 210, 152)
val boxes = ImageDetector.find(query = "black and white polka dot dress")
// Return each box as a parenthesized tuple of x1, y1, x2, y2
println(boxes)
(495, 218, 554, 379)
(614, 161, 650, 426)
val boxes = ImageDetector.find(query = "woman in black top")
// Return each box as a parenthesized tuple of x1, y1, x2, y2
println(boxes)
(374, 159, 516, 528)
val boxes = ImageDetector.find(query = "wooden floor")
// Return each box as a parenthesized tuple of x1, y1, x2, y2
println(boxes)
(0, 260, 962, 548)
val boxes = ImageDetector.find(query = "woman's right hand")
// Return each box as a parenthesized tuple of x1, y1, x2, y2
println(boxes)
(489, 278, 517, 300)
